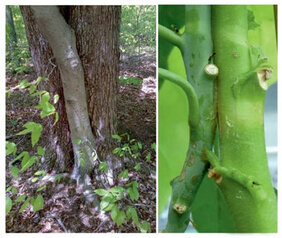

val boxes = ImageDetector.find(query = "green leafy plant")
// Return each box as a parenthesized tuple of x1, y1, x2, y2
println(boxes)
(94, 183, 149, 232)
(6, 77, 59, 215)
(92, 132, 153, 232)
(119, 76, 143, 86)
(159, 5, 277, 233)
(112, 133, 142, 159)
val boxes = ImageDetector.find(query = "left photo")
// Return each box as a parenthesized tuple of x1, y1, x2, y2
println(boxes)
(5, 6, 156, 233)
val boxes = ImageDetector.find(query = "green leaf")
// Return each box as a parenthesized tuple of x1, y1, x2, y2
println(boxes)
(15, 195, 26, 203)
(127, 187, 139, 201)
(55, 111, 60, 124)
(6, 186, 13, 192)
(110, 186, 124, 200)
(116, 210, 126, 227)
(35, 92, 56, 118)
(112, 134, 122, 142)
(11, 166, 19, 179)
(100, 194, 114, 210)
(21, 155, 36, 172)
(112, 147, 121, 154)
(18, 79, 30, 89)
(103, 203, 115, 212)
(98, 162, 109, 172)
(145, 152, 152, 162)
(10, 151, 28, 165)
(31, 194, 44, 212)
(35, 76, 48, 85)
(12, 186, 18, 195)
(191, 174, 236, 232)
(137, 141, 142, 149)
(6, 90, 11, 98)
(6, 197, 12, 215)
(37, 146, 45, 156)
(29, 84, 36, 94)
(110, 204, 119, 222)
(19, 198, 30, 213)
(80, 157, 85, 167)
(53, 94, 59, 104)
(36, 184, 46, 192)
(151, 143, 156, 151)
(34, 170, 46, 176)
(118, 169, 128, 179)
(31, 177, 39, 183)
(6, 141, 17, 156)
(17, 122, 43, 147)
(126, 181, 138, 188)
(92, 151, 98, 161)
(55, 174, 63, 183)
(126, 206, 140, 226)
(94, 189, 108, 196)
(134, 163, 141, 171)
(140, 221, 151, 233)
(31, 90, 46, 97)
(73, 138, 82, 145)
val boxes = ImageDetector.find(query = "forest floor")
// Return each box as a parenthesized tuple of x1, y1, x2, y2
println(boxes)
(6, 53, 156, 233)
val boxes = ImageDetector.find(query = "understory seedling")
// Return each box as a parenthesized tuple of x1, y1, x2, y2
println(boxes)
(93, 132, 153, 232)
(6, 76, 59, 215)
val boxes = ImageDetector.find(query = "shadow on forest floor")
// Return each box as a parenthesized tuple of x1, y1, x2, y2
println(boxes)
(6, 52, 156, 233)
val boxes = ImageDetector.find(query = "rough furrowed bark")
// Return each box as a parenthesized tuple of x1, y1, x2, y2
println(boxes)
(20, 6, 73, 173)
(211, 5, 277, 232)
(159, 6, 216, 232)
(68, 6, 121, 185)
(31, 7, 99, 202)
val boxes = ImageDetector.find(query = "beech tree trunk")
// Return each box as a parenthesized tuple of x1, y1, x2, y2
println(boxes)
(20, 6, 73, 173)
(20, 6, 121, 186)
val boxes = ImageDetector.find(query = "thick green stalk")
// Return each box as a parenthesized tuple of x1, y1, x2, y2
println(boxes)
(212, 5, 277, 232)
(164, 5, 215, 232)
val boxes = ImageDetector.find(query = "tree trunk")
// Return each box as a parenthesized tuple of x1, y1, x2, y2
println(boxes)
(6, 6, 18, 48)
(67, 6, 120, 162)
(20, 6, 121, 187)
(20, 6, 73, 173)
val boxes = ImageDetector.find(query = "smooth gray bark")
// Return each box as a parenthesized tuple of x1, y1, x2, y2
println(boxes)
(31, 6, 97, 193)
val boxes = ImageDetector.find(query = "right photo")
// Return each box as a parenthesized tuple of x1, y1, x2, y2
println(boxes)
(158, 5, 277, 233)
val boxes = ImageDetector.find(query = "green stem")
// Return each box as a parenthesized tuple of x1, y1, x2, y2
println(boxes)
(158, 68, 199, 127)
(212, 5, 277, 232)
(158, 24, 184, 49)
(205, 150, 267, 201)
(164, 5, 215, 233)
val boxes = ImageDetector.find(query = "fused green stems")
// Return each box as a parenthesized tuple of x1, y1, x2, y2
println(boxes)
(212, 5, 277, 232)
(205, 150, 267, 201)
(158, 68, 199, 127)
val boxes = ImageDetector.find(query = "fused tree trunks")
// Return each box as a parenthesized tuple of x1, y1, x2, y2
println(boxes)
(20, 6, 121, 189)
(20, 6, 73, 173)
(30, 6, 97, 185)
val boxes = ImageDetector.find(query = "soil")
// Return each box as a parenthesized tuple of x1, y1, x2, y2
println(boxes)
(5, 53, 156, 233)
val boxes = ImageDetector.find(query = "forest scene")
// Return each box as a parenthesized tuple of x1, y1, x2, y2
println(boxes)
(6, 6, 156, 233)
